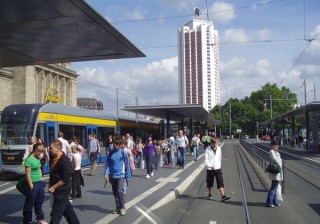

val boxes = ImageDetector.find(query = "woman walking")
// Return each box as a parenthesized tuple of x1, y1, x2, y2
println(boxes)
(70, 143, 82, 200)
(143, 136, 156, 179)
(22, 143, 47, 224)
(266, 140, 283, 207)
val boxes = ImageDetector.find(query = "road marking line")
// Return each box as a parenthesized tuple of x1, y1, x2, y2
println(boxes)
(155, 177, 179, 182)
(0, 186, 16, 194)
(95, 154, 205, 224)
(0, 182, 11, 187)
(209, 221, 217, 224)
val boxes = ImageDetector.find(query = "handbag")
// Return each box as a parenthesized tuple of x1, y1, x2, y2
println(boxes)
(266, 163, 280, 174)
(140, 159, 145, 169)
(16, 176, 30, 195)
(276, 183, 283, 202)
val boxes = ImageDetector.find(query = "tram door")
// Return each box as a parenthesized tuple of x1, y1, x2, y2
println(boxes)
(86, 125, 97, 147)
(46, 122, 56, 146)
(44, 122, 56, 173)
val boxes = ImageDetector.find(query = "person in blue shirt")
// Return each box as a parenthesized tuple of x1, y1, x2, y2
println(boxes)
(104, 137, 131, 216)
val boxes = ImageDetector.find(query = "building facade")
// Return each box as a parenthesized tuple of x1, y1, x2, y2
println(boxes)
(77, 98, 104, 110)
(0, 63, 78, 112)
(177, 19, 220, 111)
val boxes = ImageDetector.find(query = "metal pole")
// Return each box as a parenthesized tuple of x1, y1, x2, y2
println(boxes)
(270, 94, 272, 119)
(314, 83, 316, 101)
(116, 88, 119, 118)
(304, 79, 307, 105)
(229, 98, 231, 137)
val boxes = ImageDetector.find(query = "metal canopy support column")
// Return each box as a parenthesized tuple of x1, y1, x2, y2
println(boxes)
(166, 110, 170, 137)
(189, 118, 193, 140)
(292, 115, 295, 147)
(305, 107, 309, 152)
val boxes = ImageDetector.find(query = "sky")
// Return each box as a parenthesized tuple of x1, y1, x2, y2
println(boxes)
(73, 0, 320, 118)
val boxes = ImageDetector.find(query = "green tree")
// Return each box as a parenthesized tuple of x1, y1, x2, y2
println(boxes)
(211, 83, 297, 137)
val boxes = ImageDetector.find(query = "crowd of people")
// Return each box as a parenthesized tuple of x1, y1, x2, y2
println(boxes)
(20, 130, 233, 223)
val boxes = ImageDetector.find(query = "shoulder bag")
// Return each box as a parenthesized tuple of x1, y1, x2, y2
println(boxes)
(266, 163, 280, 174)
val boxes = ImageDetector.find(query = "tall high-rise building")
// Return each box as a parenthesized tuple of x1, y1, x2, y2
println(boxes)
(178, 19, 220, 111)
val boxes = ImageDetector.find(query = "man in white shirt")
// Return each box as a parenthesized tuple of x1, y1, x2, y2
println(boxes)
(204, 137, 230, 201)
(58, 132, 71, 158)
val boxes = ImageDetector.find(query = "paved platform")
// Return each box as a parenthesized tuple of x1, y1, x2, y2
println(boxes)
(0, 140, 319, 224)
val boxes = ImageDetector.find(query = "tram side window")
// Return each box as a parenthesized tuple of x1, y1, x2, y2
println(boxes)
(59, 125, 86, 145)
(36, 124, 46, 145)
(97, 127, 115, 146)
(74, 126, 86, 147)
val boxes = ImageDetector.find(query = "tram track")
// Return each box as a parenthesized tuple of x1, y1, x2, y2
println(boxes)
(171, 142, 251, 224)
(173, 173, 207, 224)
(234, 143, 252, 224)
(254, 143, 320, 191)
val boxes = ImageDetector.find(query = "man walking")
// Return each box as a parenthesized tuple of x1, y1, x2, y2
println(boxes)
(104, 137, 131, 216)
(48, 140, 79, 224)
(205, 137, 230, 202)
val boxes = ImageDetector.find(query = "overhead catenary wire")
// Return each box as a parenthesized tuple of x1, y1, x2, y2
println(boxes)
(77, 78, 177, 106)
(111, 0, 287, 24)
(279, 30, 320, 85)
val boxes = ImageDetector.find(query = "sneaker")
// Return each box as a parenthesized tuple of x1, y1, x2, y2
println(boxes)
(267, 204, 275, 208)
(119, 209, 126, 216)
(150, 172, 154, 177)
(275, 204, 281, 207)
(146, 174, 150, 179)
(38, 220, 48, 224)
(221, 195, 230, 201)
(208, 193, 213, 200)
(112, 209, 119, 214)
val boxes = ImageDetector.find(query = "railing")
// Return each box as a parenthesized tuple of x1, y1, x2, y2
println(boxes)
(240, 139, 270, 171)
(239, 139, 285, 193)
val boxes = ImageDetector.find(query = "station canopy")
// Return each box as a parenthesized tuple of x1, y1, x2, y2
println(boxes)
(0, 0, 145, 67)
(122, 104, 219, 126)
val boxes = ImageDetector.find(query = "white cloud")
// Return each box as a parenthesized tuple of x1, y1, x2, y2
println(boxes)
(223, 29, 248, 42)
(210, 1, 235, 24)
(155, 0, 196, 10)
(249, 59, 270, 76)
(257, 29, 272, 40)
(310, 25, 320, 38)
(76, 57, 179, 114)
(123, 8, 148, 21)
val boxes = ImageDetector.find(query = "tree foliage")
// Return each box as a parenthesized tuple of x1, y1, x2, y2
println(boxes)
(211, 83, 297, 137)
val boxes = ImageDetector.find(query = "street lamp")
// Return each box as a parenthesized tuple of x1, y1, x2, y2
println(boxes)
(301, 79, 307, 105)
(310, 83, 316, 102)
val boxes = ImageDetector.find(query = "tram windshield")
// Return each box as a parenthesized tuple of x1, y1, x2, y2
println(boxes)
(0, 124, 33, 145)
(0, 104, 41, 146)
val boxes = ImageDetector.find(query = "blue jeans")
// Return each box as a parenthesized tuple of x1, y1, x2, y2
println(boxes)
(177, 147, 186, 167)
(155, 153, 161, 170)
(193, 146, 199, 160)
(145, 155, 154, 175)
(170, 148, 175, 165)
(23, 181, 45, 224)
(50, 192, 80, 224)
(137, 152, 142, 167)
(109, 177, 126, 210)
(266, 180, 279, 206)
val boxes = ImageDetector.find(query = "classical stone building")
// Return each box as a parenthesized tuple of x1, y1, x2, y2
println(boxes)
(0, 63, 78, 113)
